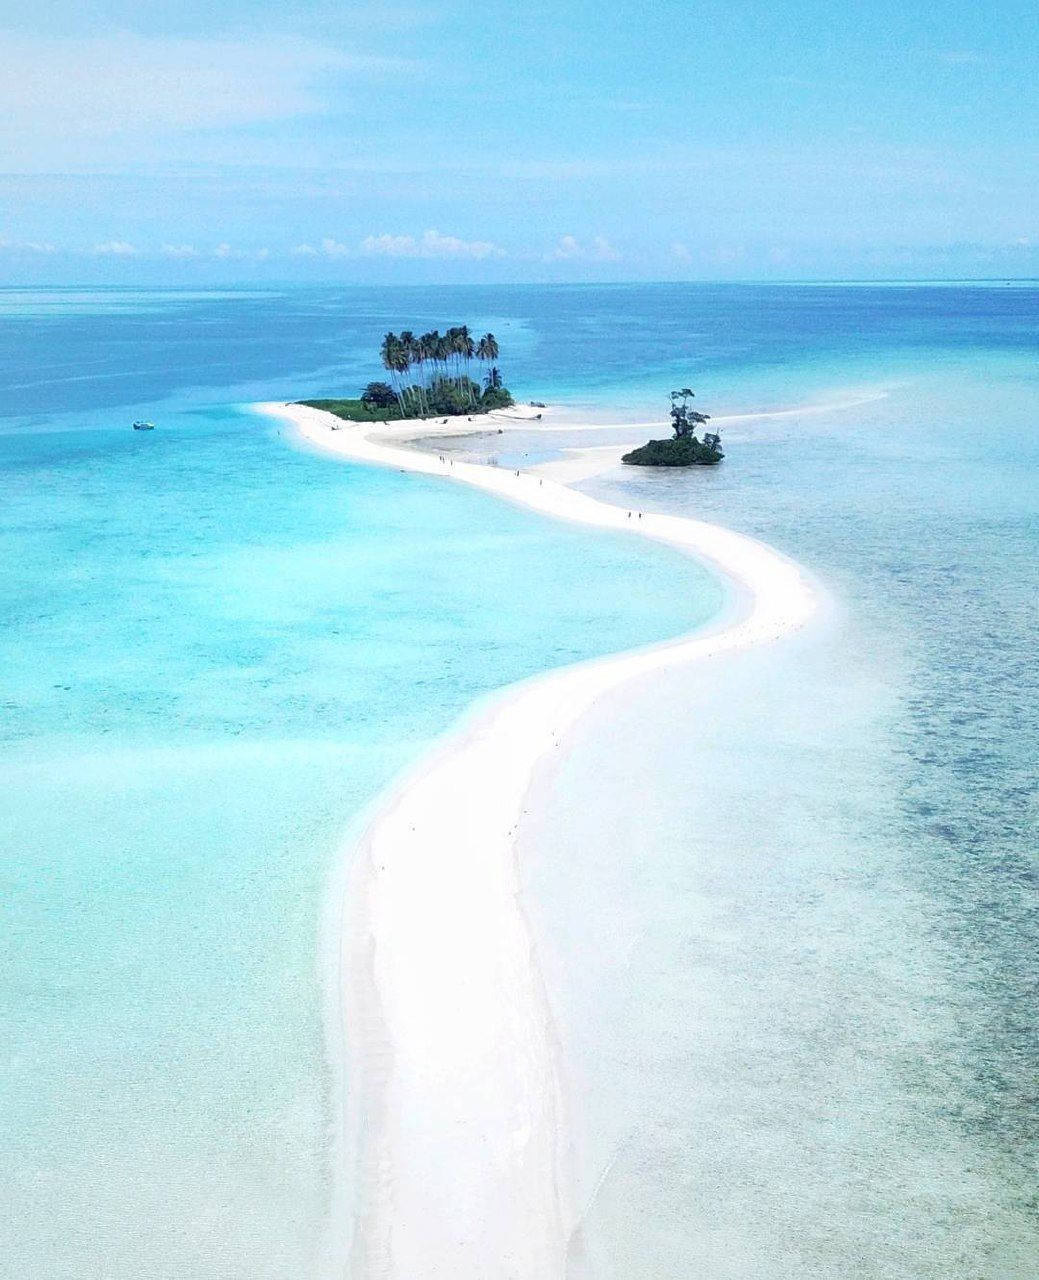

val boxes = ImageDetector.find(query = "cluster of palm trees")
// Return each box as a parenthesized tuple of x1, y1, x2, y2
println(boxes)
(378, 325, 502, 416)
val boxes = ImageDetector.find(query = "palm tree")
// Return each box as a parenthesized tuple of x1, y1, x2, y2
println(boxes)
(443, 325, 458, 396)
(425, 330, 452, 413)
(377, 325, 505, 416)
(476, 333, 499, 398)
(379, 329, 396, 384)
(421, 332, 441, 415)
(433, 330, 452, 392)
(415, 331, 430, 406)
(380, 331, 409, 417)
(478, 332, 499, 372)
(398, 330, 423, 416)
(416, 330, 431, 377)
(457, 325, 477, 402)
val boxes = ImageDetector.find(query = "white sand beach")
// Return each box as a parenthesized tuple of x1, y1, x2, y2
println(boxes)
(255, 401, 818, 1279)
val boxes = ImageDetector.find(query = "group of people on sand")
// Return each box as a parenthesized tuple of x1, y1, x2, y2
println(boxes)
(425, 447, 641, 517)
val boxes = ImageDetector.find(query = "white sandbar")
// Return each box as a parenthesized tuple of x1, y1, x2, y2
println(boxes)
(254, 401, 818, 1280)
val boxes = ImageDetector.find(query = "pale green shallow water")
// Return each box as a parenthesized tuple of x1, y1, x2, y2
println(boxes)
(525, 352, 1038, 1278)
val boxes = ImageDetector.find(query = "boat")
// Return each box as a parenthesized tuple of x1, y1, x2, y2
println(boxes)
(132, 420, 155, 431)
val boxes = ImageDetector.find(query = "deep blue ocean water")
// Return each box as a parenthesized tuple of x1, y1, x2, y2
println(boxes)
(1, 283, 1036, 1278)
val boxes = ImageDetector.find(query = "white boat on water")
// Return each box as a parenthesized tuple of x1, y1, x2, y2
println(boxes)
(132, 420, 155, 431)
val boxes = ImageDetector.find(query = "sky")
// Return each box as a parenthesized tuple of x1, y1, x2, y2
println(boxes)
(2, 0, 1037, 282)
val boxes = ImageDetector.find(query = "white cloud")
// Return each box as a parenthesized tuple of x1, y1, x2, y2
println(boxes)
(320, 237, 353, 258)
(590, 235, 620, 262)
(546, 235, 621, 263)
(290, 243, 319, 256)
(361, 233, 414, 257)
(210, 243, 270, 260)
(91, 240, 137, 256)
(360, 229, 504, 260)
(548, 235, 582, 260)
(161, 244, 198, 259)
(0, 32, 407, 154)
(670, 241, 693, 264)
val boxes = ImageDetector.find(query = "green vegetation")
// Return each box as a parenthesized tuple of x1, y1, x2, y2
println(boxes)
(298, 397, 410, 423)
(621, 435, 724, 465)
(359, 381, 398, 410)
(382, 326, 512, 416)
(622, 388, 724, 467)
(298, 325, 515, 421)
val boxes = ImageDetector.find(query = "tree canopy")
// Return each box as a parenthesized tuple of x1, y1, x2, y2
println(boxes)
(377, 327, 512, 417)
(622, 387, 724, 466)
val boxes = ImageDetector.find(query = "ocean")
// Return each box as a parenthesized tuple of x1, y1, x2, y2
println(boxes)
(1, 283, 1036, 1277)
(0, 286, 721, 1278)
(523, 287, 1039, 1276)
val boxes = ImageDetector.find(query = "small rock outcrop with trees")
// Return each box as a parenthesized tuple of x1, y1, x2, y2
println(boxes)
(622, 389, 724, 466)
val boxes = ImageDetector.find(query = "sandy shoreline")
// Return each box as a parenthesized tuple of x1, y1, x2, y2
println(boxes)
(255, 400, 818, 1280)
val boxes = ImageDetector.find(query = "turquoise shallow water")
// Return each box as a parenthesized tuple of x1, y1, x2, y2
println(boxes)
(2, 284, 1036, 1278)
(0, 319, 722, 1278)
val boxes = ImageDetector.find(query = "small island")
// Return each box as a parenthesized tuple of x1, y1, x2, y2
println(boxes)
(622, 389, 724, 466)
(300, 326, 514, 422)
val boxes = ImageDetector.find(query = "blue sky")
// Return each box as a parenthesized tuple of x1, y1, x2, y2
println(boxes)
(2, 0, 1037, 281)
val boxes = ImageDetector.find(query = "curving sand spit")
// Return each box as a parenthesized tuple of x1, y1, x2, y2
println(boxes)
(255, 401, 818, 1280)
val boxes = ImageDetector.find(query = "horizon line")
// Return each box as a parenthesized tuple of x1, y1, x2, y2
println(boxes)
(3, 275, 1038, 291)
